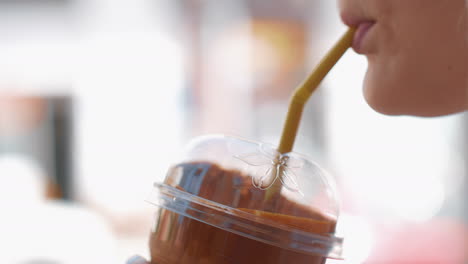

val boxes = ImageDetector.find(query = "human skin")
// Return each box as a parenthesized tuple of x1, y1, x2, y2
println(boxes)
(338, 0, 468, 117)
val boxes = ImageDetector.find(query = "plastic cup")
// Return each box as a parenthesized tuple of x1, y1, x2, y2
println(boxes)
(147, 135, 343, 264)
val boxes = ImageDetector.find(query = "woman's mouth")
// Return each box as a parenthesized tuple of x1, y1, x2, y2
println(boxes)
(340, 13, 376, 54)
(352, 21, 376, 53)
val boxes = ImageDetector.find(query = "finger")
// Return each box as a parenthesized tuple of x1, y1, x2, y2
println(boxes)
(126, 255, 149, 264)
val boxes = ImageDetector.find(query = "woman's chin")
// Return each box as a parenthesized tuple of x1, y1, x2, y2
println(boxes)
(364, 90, 467, 117)
(363, 70, 468, 117)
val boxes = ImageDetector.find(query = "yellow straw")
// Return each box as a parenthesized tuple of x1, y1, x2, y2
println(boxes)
(277, 28, 356, 154)
(263, 28, 355, 202)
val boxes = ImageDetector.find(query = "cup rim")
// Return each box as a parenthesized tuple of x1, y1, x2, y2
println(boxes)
(147, 183, 344, 259)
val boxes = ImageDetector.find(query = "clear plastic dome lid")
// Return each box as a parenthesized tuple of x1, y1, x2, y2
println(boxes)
(148, 134, 343, 258)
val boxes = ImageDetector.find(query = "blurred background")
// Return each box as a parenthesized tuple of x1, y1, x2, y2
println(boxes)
(0, 0, 466, 263)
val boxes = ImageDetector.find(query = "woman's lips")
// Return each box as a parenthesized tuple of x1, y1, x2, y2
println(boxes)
(340, 13, 376, 54)
(352, 21, 375, 53)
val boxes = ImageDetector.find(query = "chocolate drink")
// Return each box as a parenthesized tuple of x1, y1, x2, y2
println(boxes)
(149, 162, 337, 264)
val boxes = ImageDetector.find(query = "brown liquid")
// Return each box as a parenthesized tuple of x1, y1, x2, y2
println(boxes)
(150, 162, 336, 264)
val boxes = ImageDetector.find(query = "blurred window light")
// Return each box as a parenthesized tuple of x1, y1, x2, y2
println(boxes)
(1, 202, 116, 264)
(0, 153, 45, 206)
(386, 172, 445, 222)
(338, 149, 448, 222)
(340, 214, 374, 264)
(329, 214, 374, 264)
(75, 31, 186, 213)
(0, 41, 73, 91)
